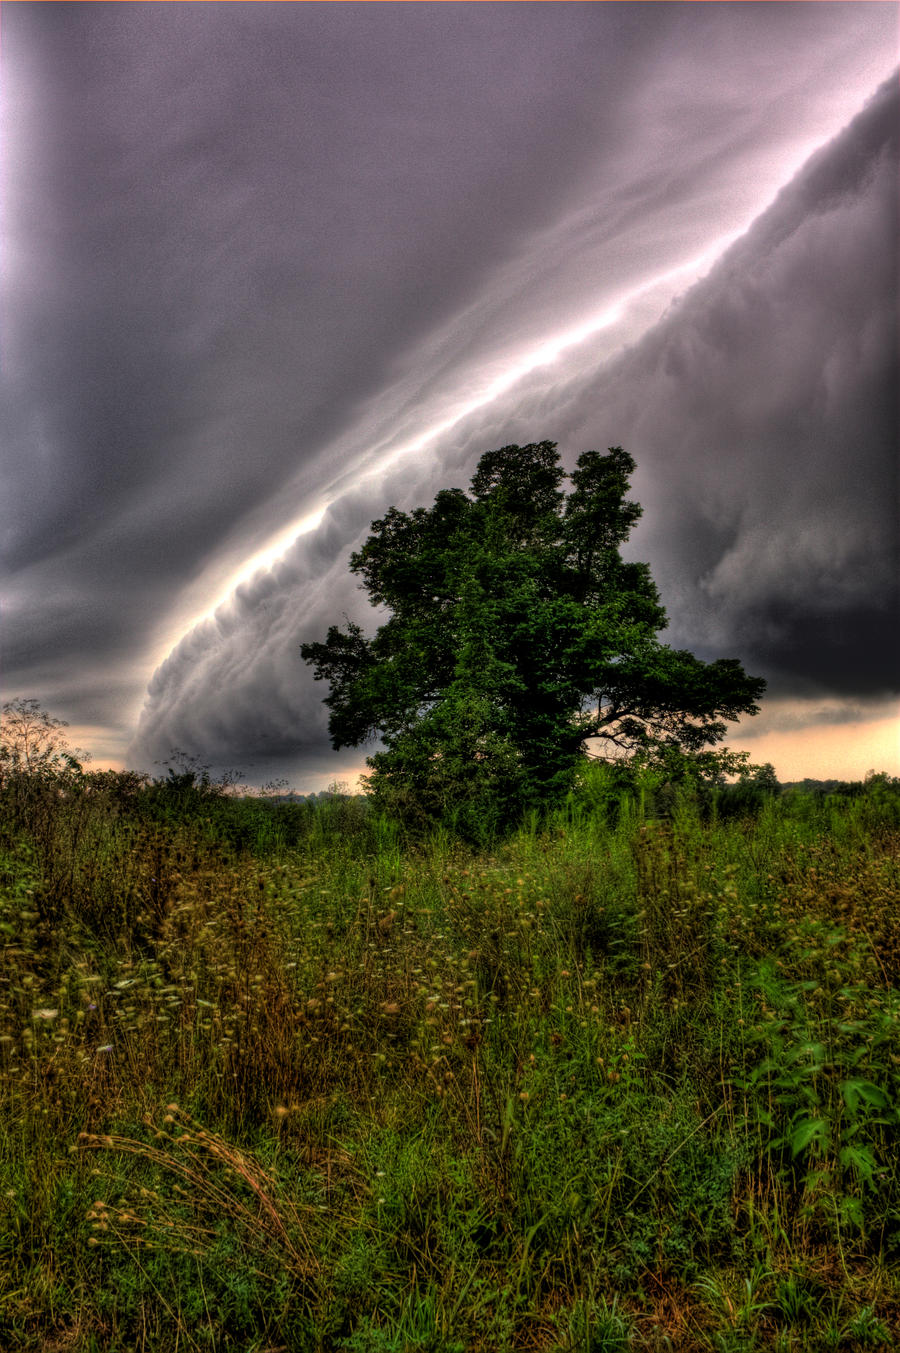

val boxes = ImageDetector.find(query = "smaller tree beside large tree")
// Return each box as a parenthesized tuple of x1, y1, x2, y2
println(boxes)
(0, 698, 85, 782)
(301, 442, 765, 833)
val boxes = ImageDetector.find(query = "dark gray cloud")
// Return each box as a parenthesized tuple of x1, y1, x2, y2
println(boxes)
(1, 4, 895, 777)
(429, 78, 900, 695)
(130, 73, 899, 782)
(577, 78, 899, 700)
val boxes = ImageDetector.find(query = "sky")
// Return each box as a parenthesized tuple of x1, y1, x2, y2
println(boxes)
(1, 2, 897, 791)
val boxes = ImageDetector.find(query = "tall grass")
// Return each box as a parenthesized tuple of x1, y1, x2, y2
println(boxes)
(1, 766, 898, 1349)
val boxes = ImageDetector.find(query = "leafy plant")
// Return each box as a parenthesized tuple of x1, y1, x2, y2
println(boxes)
(2, 764, 900, 1349)
(302, 442, 765, 833)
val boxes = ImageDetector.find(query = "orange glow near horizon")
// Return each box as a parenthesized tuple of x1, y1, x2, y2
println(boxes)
(732, 713, 900, 785)
(68, 713, 899, 793)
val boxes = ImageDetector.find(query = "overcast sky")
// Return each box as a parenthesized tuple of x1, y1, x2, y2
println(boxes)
(1, 3, 897, 789)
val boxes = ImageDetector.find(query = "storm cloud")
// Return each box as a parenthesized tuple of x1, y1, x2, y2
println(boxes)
(1, 4, 896, 783)
(128, 72, 899, 783)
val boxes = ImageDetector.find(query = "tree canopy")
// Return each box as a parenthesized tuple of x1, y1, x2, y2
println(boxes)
(301, 442, 765, 832)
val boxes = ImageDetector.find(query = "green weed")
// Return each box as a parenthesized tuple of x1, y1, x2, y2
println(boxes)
(1, 768, 898, 1349)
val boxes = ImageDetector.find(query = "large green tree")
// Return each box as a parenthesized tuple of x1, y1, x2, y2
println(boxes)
(301, 442, 765, 831)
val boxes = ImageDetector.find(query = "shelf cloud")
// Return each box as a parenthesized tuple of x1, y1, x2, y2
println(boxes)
(1, 5, 895, 784)
(131, 76, 898, 783)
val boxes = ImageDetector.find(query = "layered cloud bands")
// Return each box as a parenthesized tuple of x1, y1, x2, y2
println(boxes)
(3, 5, 896, 771)
(131, 78, 898, 783)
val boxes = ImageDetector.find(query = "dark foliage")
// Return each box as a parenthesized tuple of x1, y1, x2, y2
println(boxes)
(302, 443, 765, 834)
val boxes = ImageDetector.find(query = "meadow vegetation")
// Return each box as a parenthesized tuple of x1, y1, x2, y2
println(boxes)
(1, 737, 899, 1350)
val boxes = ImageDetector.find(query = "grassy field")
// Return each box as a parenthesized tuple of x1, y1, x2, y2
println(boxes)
(1, 767, 898, 1351)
